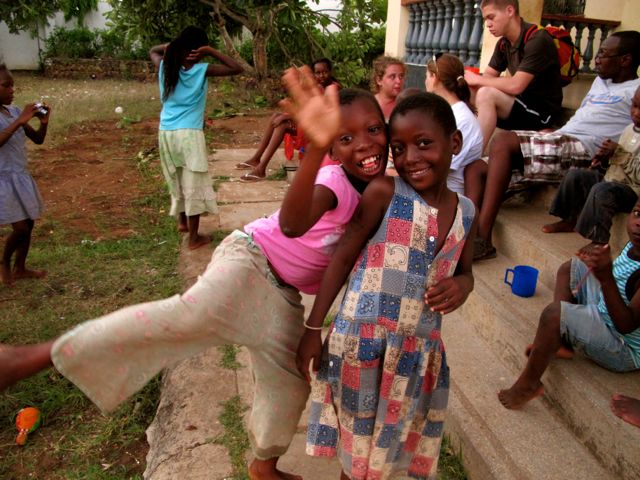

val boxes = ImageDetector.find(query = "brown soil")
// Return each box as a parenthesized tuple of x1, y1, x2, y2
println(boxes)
(29, 111, 272, 242)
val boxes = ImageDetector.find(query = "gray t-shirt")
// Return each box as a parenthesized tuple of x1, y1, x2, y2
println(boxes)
(558, 76, 640, 157)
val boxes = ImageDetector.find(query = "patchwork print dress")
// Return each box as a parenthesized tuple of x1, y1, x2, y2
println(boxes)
(307, 178, 475, 479)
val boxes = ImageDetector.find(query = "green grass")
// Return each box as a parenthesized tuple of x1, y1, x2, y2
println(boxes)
(212, 396, 251, 480)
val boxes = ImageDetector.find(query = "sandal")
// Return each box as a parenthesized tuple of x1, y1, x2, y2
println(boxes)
(235, 161, 257, 170)
(240, 173, 266, 183)
(473, 237, 497, 261)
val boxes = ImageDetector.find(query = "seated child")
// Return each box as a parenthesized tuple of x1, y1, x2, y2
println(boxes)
(499, 200, 640, 409)
(542, 86, 640, 252)
(297, 92, 477, 479)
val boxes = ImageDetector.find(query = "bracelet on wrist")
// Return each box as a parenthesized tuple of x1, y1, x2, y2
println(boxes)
(303, 320, 323, 331)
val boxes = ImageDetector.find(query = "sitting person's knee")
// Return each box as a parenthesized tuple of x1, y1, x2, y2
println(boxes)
(540, 302, 562, 329)
(475, 86, 500, 105)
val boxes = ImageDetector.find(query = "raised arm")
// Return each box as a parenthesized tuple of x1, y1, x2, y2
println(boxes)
(149, 43, 168, 69)
(0, 104, 47, 148)
(277, 66, 341, 237)
(187, 46, 243, 77)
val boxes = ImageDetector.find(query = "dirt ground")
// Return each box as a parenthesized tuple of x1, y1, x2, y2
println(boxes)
(30, 111, 272, 242)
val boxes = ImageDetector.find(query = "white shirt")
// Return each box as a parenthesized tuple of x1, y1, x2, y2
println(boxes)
(447, 101, 484, 194)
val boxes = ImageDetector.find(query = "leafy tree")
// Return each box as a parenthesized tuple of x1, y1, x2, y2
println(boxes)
(0, 0, 98, 36)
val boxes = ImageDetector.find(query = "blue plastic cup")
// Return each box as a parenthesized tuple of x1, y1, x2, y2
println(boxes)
(504, 265, 539, 297)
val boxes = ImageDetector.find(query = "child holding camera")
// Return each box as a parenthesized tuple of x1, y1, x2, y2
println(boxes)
(0, 63, 50, 285)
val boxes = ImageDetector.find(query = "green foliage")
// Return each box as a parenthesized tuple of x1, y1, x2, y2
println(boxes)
(0, 0, 97, 36)
(104, 0, 218, 47)
(43, 27, 149, 60)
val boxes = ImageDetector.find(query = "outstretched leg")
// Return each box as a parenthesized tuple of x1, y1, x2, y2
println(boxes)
(499, 302, 563, 408)
(237, 113, 287, 170)
(543, 169, 601, 234)
(611, 394, 640, 428)
(242, 123, 293, 180)
(0, 341, 55, 390)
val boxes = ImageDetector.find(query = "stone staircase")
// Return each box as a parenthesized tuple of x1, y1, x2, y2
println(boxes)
(443, 190, 640, 479)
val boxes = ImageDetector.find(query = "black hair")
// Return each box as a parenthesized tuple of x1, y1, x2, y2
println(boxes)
(611, 31, 640, 70)
(389, 92, 457, 136)
(339, 88, 385, 123)
(311, 58, 332, 71)
(0, 63, 8, 75)
(162, 26, 209, 101)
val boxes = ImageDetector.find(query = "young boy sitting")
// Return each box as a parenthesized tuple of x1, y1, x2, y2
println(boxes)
(542, 86, 640, 253)
(499, 200, 640, 409)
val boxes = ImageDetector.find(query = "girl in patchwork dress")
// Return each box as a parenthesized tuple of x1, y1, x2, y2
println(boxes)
(297, 92, 477, 480)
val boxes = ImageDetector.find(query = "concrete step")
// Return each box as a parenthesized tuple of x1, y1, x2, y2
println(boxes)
(461, 252, 640, 479)
(442, 311, 610, 480)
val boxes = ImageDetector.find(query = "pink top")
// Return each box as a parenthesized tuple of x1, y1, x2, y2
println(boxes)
(244, 165, 360, 294)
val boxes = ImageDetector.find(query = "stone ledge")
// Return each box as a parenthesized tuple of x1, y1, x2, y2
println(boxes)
(43, 57, 156, 81)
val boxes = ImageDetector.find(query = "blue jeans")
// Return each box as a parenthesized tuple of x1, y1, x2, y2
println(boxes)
(559, 258, 637, 372)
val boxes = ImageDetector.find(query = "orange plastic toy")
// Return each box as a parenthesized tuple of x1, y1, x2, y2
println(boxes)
(15, 407, 41, 446)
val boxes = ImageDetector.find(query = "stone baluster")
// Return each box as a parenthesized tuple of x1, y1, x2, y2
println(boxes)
(441, 0, 453, 54)
(449, 0, 464, 54)
(424, 1, 437, 59)
(416, 2, 431, 64)
(432, 1, 444, 54)
(466, 2, 483, 66)
(458, 0, 474, 62)
(405, 3, 420, 63)
(580, 23, 597, 73)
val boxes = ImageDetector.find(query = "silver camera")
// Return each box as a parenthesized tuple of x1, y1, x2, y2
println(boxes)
(34, 103, 48, 116)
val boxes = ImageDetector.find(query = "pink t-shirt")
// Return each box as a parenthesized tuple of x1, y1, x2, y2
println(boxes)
(244, 165, 360, 294)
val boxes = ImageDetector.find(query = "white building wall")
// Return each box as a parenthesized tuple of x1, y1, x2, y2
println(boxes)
(0, 0, 111, 70)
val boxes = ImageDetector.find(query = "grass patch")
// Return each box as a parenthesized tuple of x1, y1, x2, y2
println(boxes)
(218, 345, 243, 370)
(212, 396, 251, 480)
(439, 435, 468, 480)
(266, 166, 287, 181)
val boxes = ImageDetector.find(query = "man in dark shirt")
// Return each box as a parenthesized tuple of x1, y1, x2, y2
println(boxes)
(465, 0, 563, 150)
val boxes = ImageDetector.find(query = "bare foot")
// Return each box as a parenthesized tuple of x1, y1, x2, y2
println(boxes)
(12, 268, 47, 280)
(498, 382, 545, 409)
(248, 458, 302, 480)
(188, 235, 212, 251)
(525, 344, 573, 359)
(1, 264, 14, 286)
(178, 224, 189, 233)
(610, 394, 640, 428)
(577, 241, 606, 257)
(541, 220, 575, 234)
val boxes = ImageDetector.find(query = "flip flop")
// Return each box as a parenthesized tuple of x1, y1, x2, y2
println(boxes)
(240, 173, 266, 183)
(235, 162, 257, 170)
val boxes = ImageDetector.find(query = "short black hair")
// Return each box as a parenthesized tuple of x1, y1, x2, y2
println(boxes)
(389, 92, 457, 136)
(311, 58, 332, 71)
(611, 31, 640, 70)
(339, 88, 385, 124)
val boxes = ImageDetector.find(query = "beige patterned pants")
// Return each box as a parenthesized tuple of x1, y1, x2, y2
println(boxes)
(51, 231, 310, 459)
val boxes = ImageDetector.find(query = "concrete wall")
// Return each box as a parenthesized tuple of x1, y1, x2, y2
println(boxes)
(0, 0, 111, 70)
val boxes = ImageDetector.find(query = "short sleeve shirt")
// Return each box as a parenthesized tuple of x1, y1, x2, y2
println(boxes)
(158, 61, 208, 131)
(489, 20, 563, 121)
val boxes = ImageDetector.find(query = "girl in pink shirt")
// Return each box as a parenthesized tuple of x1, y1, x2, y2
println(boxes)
(0, 68, 387, 480)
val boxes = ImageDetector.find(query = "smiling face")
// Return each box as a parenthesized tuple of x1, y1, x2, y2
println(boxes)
(331, 98, 388, 183)
(390, 110, 461, 195)
(376, 64, 406, 99)
(0, 68, 15, 106)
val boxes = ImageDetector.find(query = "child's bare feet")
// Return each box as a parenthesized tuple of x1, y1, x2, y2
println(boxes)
(178, 224, 189, 233)
(525, 344, 573, 359)
(13, 268, 47, 280)
(188, 234, 212, 250)
(541, 219, 575, 234)
(610, 393, 640, 428)
(1, 264, 14, 286)
(248, 458, 302, 480)
(498, 381, 545, 409)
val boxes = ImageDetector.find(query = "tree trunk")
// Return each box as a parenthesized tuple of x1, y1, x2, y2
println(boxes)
(252, 30, 269, 79)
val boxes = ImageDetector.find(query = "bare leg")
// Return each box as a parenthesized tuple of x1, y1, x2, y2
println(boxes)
(244, 123, 292, 179)
(340, 471, 349, 480)
(477, 131, 522, 243)
(498, 302, 563, 408)
(187, 214, 211, 250)
(0, 341, 55, 390)
(611, 394, 640, 428)
(178, 212, 189, 233)
(464, 159, 487, 210)
(237, 113, 285, 169)
(474, 87, 516, 152)
(8, 219, 46, 281)
(248, 458, 303, 480)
